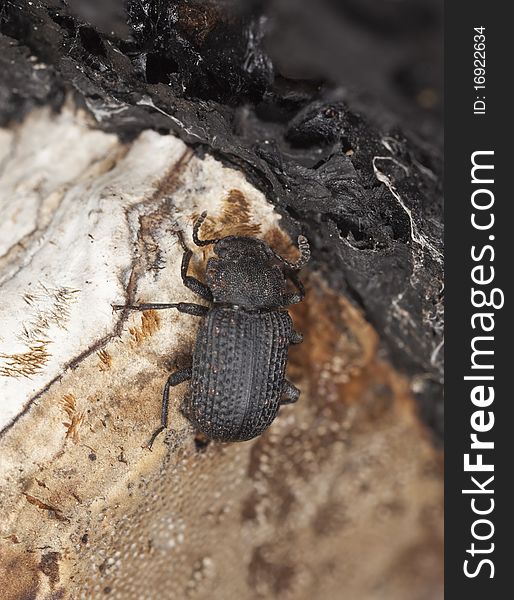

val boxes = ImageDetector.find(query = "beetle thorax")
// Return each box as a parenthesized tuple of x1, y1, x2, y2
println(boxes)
(206, 237, 286, 308)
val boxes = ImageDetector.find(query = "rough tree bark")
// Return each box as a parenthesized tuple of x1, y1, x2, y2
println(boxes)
(0, 2, 443, 599)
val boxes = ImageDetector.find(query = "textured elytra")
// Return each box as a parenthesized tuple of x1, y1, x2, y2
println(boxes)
(188, 308, 293, 441)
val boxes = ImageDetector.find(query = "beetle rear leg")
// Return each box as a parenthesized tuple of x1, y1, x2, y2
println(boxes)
(280, 380, 300, 405)
(113, 302, 208, 316)
(147, 367, 192, 449)
(181, 248, 213, 301)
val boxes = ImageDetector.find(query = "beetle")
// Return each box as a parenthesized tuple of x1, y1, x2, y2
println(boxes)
(113, 212, 310, 446)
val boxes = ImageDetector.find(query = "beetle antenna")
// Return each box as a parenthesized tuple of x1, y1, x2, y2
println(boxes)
(271, 235, 310, 270)
(193, 211, 219, 247)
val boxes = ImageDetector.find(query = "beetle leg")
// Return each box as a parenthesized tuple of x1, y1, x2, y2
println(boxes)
(280, 380, 300, 405)
(181, 248, 213, 301)
(290, 330, 303, 344)
(147, 367, 192, 449)
(281, 270, 305, 306)
(113, 302, 208, 316)
(174, 303, 209, 316)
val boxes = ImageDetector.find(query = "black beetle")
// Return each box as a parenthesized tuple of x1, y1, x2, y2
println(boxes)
(114, 212, 310, 446)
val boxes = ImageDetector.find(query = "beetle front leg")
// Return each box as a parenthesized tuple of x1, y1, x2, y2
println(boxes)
(281, 271, 305, 306)
(147, 367, 192, 449)
(113, 302, 208, 317)
(181, 249, 213, 302)
(280, 380, 300, 405)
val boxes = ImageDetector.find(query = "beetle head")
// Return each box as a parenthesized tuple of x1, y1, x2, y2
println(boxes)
(206, 237, 286, 308)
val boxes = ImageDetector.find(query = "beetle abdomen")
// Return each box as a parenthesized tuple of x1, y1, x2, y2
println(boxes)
(188, 307, 292, 441)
